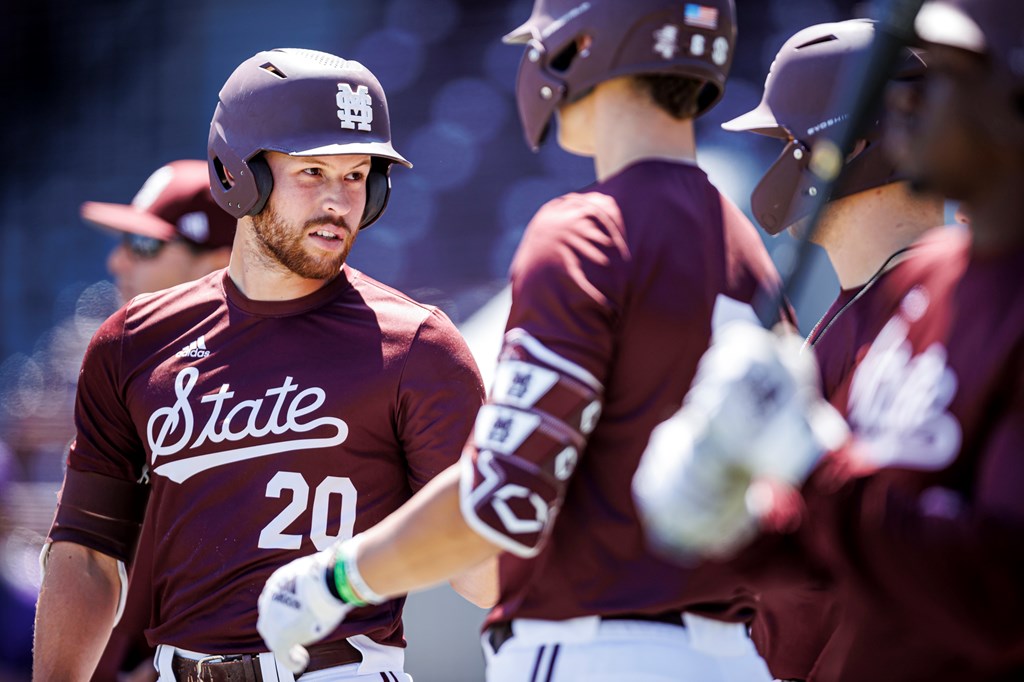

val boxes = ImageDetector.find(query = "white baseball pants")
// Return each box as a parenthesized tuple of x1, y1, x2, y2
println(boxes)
(482, 613, 772, 682)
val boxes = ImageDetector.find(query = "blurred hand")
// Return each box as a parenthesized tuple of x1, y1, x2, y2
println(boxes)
(634, 321, 848, 558)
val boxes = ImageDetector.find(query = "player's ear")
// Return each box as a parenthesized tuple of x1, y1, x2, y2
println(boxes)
(845, 138, 869, 164)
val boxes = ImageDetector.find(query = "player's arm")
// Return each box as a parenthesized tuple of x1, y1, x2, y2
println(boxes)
(33, 541, 122, 681)
(33, 308, 149, 680)
(355, 464, 501, 603)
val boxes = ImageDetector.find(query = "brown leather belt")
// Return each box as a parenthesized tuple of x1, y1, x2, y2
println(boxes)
(170, 640, 362, 681)
(488, 612, 686, 654)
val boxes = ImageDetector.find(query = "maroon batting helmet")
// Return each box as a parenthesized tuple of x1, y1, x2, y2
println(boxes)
(723, 20, 927, 234)
(208, 48, 411, 228)
(505, 0, 737, 151)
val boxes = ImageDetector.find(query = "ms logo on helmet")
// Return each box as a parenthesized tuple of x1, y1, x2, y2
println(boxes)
(337, 83, 373, 132)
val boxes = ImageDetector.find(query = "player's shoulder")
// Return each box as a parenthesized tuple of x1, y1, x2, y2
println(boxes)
(345, 266, 457, 332)
(122, 269, 226, 323)
(532, 189, 623, 234)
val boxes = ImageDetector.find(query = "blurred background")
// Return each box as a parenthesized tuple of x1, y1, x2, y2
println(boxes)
(0, 0, 900, 679)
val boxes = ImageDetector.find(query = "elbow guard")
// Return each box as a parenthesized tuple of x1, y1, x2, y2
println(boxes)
(460, 329, 602, 557)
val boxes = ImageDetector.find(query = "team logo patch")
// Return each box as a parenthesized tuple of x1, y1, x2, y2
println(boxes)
(336, 83, 373, 132)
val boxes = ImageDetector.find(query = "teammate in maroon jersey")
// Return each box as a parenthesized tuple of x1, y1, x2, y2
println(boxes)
(719, 20, 946, 681)
(258, 2, 791, 680)
(634, 0, 1024, 678)
(33, 48, 494, 681)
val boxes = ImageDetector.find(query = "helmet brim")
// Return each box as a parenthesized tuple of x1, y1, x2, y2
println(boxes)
(721, 103, 789, 139)
(915, 3, 987, 54)
(502, 21, 534, 45)
(284, 142, 413, 169)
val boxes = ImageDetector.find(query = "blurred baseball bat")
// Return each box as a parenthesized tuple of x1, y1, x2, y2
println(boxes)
(755, 0, 927, 328)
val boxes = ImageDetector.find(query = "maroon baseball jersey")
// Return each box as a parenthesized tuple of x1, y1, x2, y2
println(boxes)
(751, 237, 935, 679)
(49, 265, 484, 654)
(461, 160, 792, 626)
(755, 226, 1024, 680)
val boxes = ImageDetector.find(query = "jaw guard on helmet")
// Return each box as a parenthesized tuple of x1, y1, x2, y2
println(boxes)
(722, 20, 927, 234)
(505, 0, 737, 151)
(208, 48, 412, 229)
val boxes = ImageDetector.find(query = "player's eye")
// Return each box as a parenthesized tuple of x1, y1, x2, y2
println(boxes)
(302, 167, 323, 176)
(345, 171, 366, 182)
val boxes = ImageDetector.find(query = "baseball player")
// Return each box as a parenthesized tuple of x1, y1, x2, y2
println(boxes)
(82, 159, 236, 304)
(33, 48, 494, 681)
(79, 159, 237, 681)
(719, 20, 947, 681)
(257, 1, 792, 680)
(634, 0, 1024, 678)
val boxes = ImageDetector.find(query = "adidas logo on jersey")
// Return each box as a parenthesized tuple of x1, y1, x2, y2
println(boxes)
(176, 335, 211, 358)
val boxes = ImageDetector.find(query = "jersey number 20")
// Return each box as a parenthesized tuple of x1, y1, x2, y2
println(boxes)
(258, 471, 357, 551)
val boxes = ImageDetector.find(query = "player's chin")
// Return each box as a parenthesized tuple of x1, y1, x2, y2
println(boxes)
(287, 252, 347, 281)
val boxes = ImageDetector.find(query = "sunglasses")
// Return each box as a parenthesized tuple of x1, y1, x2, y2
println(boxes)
(122, 233, 169, 260)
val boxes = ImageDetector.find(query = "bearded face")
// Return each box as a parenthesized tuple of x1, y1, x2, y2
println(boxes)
(250, 200, 358, 281)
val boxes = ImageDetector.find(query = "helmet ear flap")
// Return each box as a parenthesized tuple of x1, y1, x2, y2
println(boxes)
(359, 158, 392, 228)
(245, 155, 274, 217)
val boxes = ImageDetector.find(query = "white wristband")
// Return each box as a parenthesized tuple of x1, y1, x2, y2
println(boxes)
(339, 534, 388, 605)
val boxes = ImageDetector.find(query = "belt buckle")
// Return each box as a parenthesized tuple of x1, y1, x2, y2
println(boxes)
(196, 654, 241, 678)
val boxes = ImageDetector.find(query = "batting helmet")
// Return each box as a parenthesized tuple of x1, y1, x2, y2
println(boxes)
(504, 0, 737, 151)
(915, 0, 1024, 96)
(722, 20, 927, 234)
(208, 48, 411, 228)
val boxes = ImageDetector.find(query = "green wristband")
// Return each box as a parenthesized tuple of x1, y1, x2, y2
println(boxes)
(333, 552, 368, 607)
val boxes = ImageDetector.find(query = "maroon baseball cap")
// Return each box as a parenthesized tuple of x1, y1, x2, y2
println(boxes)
(81, 159, 236, 249)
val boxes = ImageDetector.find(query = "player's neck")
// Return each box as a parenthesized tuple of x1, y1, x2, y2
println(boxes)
(591, 82, 697, 182)
(822, 184, 943, 289)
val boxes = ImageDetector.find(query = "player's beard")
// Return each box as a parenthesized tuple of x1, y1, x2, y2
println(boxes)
(251, 204, 356, 281)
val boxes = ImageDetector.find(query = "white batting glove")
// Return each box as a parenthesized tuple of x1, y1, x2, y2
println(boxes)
(633, 407, 759, 560)
(257, 547, 355, 674)
(692, 322, 848, 485)
(634, 321, 849, 557)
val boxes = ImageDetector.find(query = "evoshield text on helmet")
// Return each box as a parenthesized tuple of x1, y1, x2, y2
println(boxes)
(722, 20, 927, 234)
(208, 48, 412, 228)
(505, 0, 737, 151)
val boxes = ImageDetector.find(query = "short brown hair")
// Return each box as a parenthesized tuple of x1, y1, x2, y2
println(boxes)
(634, 74, 705, 120)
